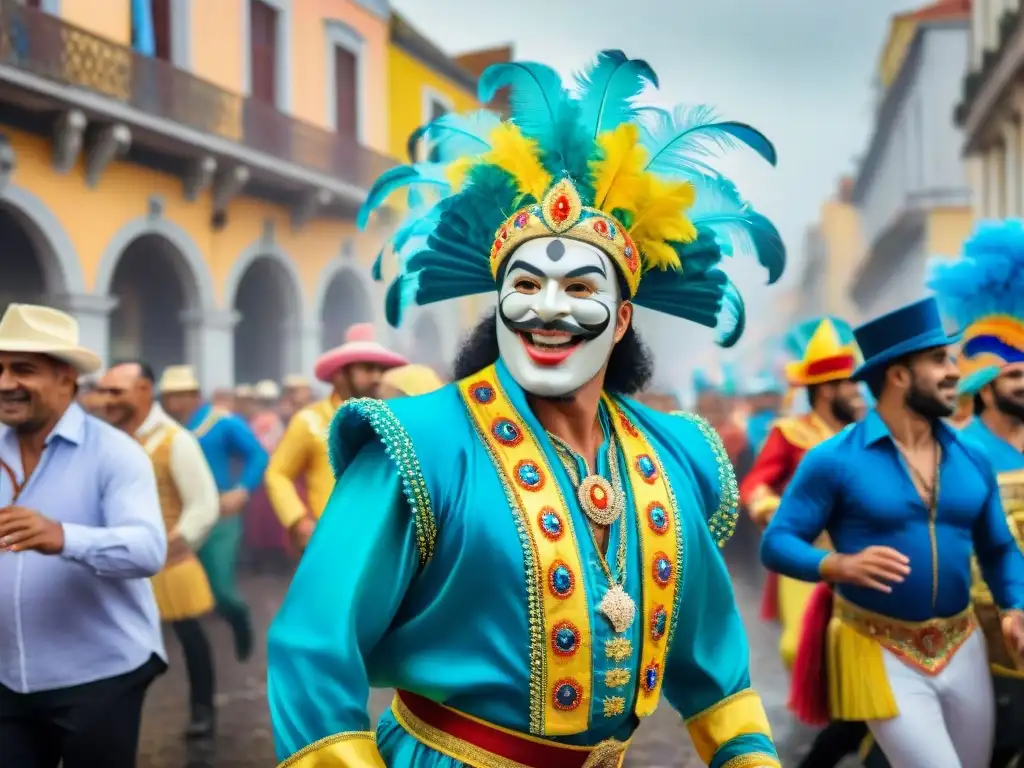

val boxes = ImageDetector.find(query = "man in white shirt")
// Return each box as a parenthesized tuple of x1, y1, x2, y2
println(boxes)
(99, 360, 221, 740)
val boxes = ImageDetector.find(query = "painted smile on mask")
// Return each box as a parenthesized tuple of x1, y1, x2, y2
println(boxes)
(495, 237, 620, 398)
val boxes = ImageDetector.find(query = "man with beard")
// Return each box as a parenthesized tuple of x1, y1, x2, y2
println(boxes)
(267, 50, 786, 767)
(742, 318, 864, 660)
(762, 296, 1024, 768)
(928, 219, 1024, 767)
(265, 323, 406, 553)
(0, 305, 167, 768)
(158, 365, 267, 663)
(98, 360, 220, 739)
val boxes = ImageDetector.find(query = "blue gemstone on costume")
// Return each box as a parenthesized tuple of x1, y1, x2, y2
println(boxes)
(555, 627, 577, 653)
(552, 565, 572, 595)
(644, 665, 658, 691)
(637, 455, 656, 478)
(652, 608, 667, 639)
(541, 512, 562, 537)
(556, 683, 579, 708)
(649, 504, 667, 531)
(518, 462, 541, 487)
(656, 557, 671, 583)
(608, 223, 617, 238)
(493, 418, 519, 444)
(473, 385, 494, 403)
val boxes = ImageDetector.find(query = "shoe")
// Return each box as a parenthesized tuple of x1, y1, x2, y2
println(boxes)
(185, 704, 216, 740)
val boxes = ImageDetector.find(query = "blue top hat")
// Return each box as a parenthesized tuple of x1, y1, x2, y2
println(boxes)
(852, 297, 960, 382)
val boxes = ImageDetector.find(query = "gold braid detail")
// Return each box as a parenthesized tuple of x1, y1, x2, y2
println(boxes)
(720, 754, 782, 768)
(671, 411, 739, 547)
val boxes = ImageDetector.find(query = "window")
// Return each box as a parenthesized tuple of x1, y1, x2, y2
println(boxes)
(151, 0, 172, 62)
(421, 90, 453, 162)
(333, 45, 358, 138)
(250, 0, 278, 105)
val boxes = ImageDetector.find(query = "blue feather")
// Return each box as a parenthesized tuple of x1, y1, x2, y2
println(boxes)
(357, 163, 451, 230)
(478, 61, 564, 150)
(639, 105, 777, 180)
(633, 264, 744, 346)
(419, 110, 500, 163)
(574, 49, 658, 137)
(928, 219, 1024, 330)
(688, 175, 785, 284)
(716, 281, 746, 348)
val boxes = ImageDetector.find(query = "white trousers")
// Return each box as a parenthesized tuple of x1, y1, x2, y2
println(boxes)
(867, 630, 995, 768)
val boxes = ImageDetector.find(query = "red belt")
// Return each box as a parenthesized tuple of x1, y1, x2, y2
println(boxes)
(394, 690, 627, 768)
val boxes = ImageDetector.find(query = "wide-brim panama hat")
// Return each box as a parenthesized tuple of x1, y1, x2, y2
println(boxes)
(314, 323, 408, 383)
(0, 303, 102, 374)
(159, 365, 202, 394)
(852, 297, 961, 382)
(253, 379, 281, 399)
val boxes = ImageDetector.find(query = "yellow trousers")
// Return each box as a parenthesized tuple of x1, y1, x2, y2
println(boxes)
(778, 575, 817, 669)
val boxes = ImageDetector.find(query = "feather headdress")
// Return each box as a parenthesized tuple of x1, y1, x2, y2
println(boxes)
(359, 49, 786, 347)
(928, 219, 1024, 394)
(782, 316, 858, 387)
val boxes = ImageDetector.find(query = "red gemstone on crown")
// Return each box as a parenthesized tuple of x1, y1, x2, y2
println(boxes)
(550, 194, 571, 223)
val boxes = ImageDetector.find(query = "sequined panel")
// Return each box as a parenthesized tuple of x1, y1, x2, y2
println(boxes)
(671, 411, 740, 548)
(834, 596, 976, 675)
(458, 367, 592, 736)
(605, 396, 680, 719)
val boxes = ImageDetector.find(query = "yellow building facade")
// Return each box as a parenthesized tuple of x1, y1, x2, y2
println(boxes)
(0, 0, 497, 388)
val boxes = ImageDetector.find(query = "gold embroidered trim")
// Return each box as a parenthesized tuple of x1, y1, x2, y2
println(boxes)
(191, 407, 227, 439)
(602, 696, 626, 718)
(720, 753, 782, 768)
(277, 731, 376, 767)
(684, 688, 758, 725)
(605, 637, 632, 662)
(671, 412, 739, 547)
(604, 668, 630, 688)
(327, 398, 437, 565)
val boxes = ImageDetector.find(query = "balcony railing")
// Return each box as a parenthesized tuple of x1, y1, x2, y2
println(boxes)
(0, 1, 394, 191)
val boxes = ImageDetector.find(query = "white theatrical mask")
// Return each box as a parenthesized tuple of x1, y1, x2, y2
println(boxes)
(496, 236, 621, 398)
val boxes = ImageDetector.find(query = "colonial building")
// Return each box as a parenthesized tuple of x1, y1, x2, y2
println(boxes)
(956, 0, 1024, 219)
(847, 0, 974, 319)
(796, 177, 862, 323)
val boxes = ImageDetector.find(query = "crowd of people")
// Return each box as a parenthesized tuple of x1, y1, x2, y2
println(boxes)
(3, 45, 1024, 768)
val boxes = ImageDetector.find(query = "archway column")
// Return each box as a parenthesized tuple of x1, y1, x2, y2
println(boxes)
(57, 293, 118, 367)
(181, 308, 239, 393)
(286, 318, 324, 381)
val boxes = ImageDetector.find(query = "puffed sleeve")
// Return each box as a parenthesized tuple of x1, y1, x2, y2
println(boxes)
(267, 439, 419, 767)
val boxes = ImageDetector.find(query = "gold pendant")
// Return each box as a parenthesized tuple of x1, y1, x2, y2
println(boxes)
(578, 475, 619, 526)
(598, 584, 637, 633)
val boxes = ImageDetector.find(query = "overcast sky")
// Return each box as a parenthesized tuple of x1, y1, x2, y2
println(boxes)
(391, 0, 927, 390)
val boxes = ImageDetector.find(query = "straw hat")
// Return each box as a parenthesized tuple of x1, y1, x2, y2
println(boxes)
(235, 384, 254, 398)
(314, 323, 408, 383)
(283, 374, 309, 389)
(253, 379, 281, 400)
(159, 365, 201, 394)
(0, 303, 102, 373)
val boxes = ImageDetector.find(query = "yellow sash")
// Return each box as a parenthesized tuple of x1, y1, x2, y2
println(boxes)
(458, 366, 679, 734)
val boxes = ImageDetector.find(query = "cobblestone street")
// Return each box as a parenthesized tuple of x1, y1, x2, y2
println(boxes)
(138, 533, 815, 767)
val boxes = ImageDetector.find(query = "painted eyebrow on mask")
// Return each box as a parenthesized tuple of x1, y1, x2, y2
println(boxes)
(565, 264, 606, 279)
(506, 259, 544, 277)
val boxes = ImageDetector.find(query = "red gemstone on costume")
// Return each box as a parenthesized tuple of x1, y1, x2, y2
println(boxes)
(593, 218, 609, 235)
(590, 485, 608, 509)
(618, 413, 639, 437)
(550, 194, 570, 223)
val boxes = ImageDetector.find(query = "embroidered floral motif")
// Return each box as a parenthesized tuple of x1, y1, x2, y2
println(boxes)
(538, 507, 564, 541)
(605, 638, 632, 662)
(646, 501, 668, 534)
(604, 668, 630, 688)
(650, 605, 667, 641)
(652, 552, 673, 587)
(327, 399, 436, 565)
(552, 679, 583, 711)
(548, 561, 575, 599)
(491, 417, 523, 447)
(670, 411, 740, 548)
(551, 620, 581, 657)
(602, 696, 626, 718)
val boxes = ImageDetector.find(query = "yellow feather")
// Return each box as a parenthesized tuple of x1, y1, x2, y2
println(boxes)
(590, 124, 649, 213)
(482, 124, 551, 202)
(629, 177, 698, 270)
(445, 157, 476, 192)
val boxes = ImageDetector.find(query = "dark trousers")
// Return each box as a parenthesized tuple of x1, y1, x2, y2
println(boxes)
(797, 720, 869, 768)
(0, 654, 165, 768)
(171, 618, 215, 710)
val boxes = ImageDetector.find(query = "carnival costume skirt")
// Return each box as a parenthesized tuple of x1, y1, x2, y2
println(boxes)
(151, 554, 215, 622)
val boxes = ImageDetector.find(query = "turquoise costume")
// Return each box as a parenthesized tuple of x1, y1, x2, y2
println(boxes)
(187, 402, 268, 660)
(268, 49, 786, 768)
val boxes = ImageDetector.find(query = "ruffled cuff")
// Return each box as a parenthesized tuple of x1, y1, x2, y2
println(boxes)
(278, 731, 385, 768)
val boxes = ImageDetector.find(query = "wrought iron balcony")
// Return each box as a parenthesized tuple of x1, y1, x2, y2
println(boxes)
(0, 0, 394, 209)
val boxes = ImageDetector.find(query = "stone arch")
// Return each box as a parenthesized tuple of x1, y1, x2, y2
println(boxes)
(0, 184, 85, 309)
(314, 256, 376, 351)
(225, 242, 305, 384)
(96, 217, 215, 376)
